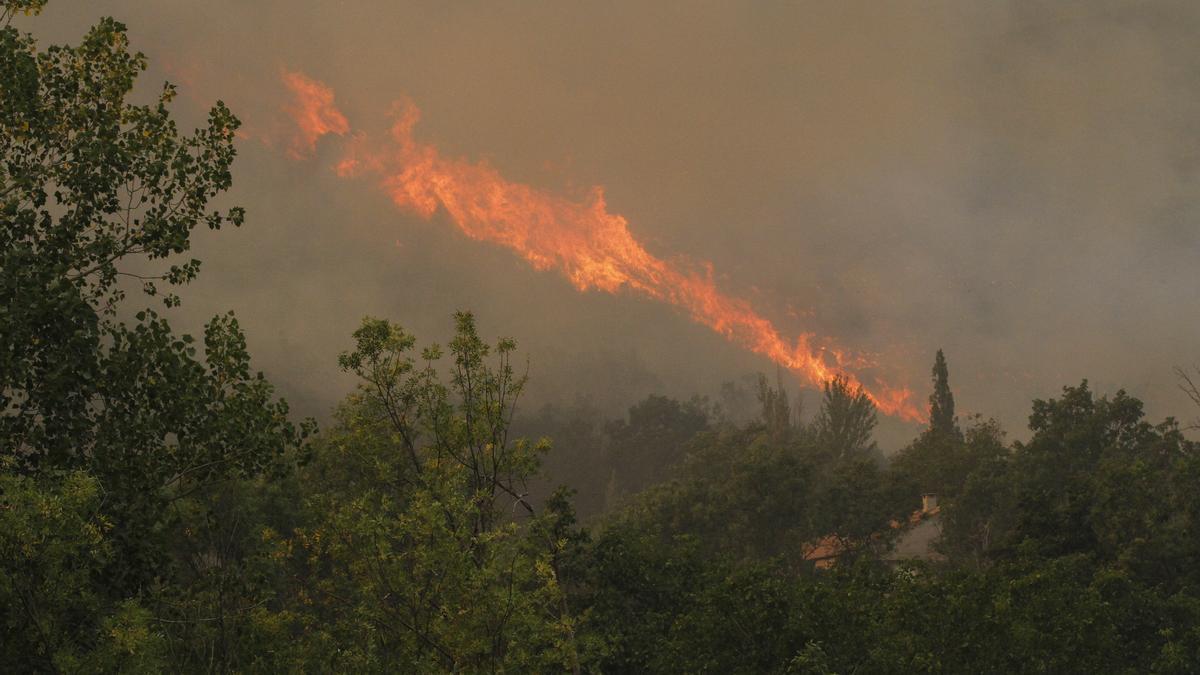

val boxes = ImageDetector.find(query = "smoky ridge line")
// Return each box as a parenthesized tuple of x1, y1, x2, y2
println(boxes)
(278, 69, 926, 423)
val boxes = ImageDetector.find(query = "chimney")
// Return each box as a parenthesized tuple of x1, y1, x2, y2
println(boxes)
(921, 493, 938, 513)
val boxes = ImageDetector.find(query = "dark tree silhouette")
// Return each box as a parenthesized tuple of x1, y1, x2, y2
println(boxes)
(813, 375, 878, 460)
(929, 349, 959, 437)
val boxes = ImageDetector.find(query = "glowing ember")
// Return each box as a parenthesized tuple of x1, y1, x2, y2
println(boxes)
(281, 71, 924, 422)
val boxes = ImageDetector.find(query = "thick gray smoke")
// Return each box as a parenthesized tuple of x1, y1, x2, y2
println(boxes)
(33, 1, 1200, 445)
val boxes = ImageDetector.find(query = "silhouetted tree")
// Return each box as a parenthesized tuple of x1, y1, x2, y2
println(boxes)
(1177, 364, 1200, 430)
(717, 374, 761, 425)
(605, 394, 710, 495)
(889, 350, 977, 499)
(813, 376, 877, 461)
(757, 371, 794, 439)
(929, 349, 959, 437)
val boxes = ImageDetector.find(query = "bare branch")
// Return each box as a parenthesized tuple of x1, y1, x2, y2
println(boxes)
(1175, 365, 1200, 430)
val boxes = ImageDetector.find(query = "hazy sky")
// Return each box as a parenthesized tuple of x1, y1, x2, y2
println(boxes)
(34, 1, 1200, 445)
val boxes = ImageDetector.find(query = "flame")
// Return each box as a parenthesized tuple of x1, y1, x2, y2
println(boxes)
(281, 70, 350, 159)
(284, 76, 925, 422)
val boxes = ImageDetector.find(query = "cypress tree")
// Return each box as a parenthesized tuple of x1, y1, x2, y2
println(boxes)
(929, 349, 958, 436)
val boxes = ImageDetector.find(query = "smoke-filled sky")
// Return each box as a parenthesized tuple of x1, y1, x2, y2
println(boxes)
(35, 1, 1200, 445)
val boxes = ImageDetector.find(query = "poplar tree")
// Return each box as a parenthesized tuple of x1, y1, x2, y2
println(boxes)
(0, 3, 308, 667)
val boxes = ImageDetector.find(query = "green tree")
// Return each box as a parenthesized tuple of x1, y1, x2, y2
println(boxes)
(519, 400, 608, 518)
(0, 2, 308, 666)
(812, 375, 878, 461)
(616, 424, 818, 561)
(268, 314, 581, 672)
(929, 348, 959, 438)
(889, 351, 982, 501)
(604, 393, 710, 497)
(1010, 383, 1198, 573)
(939, 382, 1199, 582)
(757, 370, 795, 440)
(0, 463, 167, 672)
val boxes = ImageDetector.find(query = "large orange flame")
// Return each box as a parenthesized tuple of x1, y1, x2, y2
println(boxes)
(282, 70, 350, 159)
(281, 72, 925, 422)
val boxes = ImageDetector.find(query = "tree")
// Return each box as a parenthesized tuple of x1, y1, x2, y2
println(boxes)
(889, 351, 978, 501)
(1008, 383, 1198, 567)
(0, 463, 167, 672)
(604, 394, 710, 497)
(716, 374, 761, 425)
(929, 349, 959, 438)
(0, 2, 308, 665)
(757, 370, 797, 440)
(936, 447, 1013, 564)
(936, 381, 1200, 585)
(1176, 365, 1200, 431)
(614, 423, 818, 562)
(269, 314, 581, 672)
(518, 399, 608, 518)
(812, 376, 878, 461)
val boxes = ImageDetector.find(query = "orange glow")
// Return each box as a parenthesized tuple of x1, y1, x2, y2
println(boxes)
(286, 77, 924, 422)
(281, 70, 349, 159)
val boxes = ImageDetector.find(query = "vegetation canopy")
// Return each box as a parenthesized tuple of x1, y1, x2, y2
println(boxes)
(3, 3, 1199, 673)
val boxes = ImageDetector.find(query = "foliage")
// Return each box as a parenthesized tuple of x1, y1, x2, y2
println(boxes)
(616, 425, 817, 561)
(812, 375, 879, 461)
(6, 3, 1200, 673)
(0, 465, 168, 672)
(604, 393, 710, 497)
(757, 371, 796, 440)
(258, 314, 582, 672)
(606, 378, 904, 565)
(0, 4, 307, 669)
(520, 399, 608, 517)
(928, 348, 958, 438)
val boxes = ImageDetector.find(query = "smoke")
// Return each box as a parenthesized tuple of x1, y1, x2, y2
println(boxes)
(281, 76, 923, 419)
(30, 1, 1200, 443)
